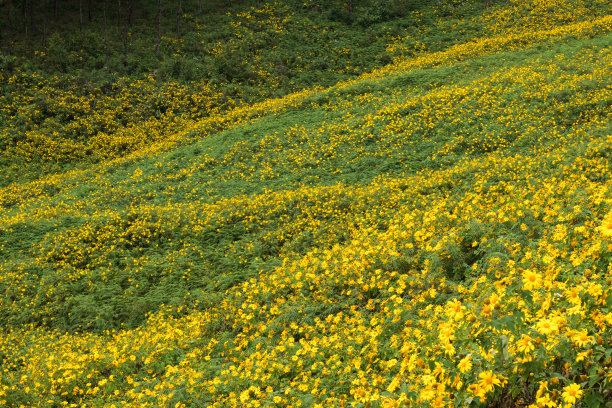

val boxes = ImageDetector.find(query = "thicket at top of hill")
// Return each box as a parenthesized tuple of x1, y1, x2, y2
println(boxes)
(4, 0, 604, 185)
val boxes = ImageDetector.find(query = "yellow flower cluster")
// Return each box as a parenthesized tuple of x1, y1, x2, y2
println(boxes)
(0, 73, 231, 184)
(0, 1, 611, 407)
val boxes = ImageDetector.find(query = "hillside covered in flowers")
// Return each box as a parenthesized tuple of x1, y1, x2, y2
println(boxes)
(1, 0, 612, 407)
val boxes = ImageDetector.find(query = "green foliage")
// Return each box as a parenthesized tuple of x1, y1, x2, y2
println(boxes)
(0, 1, 612, 407)
(2, 32, 611, 332)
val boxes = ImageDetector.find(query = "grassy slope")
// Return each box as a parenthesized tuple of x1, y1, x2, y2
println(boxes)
(1, 1, 612, 407)
(0, 0, 484, 187)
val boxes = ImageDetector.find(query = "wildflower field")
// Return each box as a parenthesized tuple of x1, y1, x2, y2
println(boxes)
(1, 0, 612, 407)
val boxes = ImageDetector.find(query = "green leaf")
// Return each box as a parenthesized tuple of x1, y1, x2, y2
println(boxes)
(491, 311, 524, 331)
(551, 372, 567, 381)
(584, 390, 604, 408)
(589, 368, 600, 387)
(499, 335, 510, 362)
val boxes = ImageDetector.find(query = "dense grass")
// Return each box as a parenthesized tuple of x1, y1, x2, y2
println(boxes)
(1, 0, 612, 407)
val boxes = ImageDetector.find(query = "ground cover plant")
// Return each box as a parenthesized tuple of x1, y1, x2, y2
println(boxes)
(0, 0, 612, 407)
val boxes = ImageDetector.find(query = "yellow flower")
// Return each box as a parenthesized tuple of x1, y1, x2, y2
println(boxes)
(598, 213, 612, 237)
(587, 283, 603, 299)
(561, 383, 582, 406)
(575, 351, 589, 362)
(570, 329, 591, 348)
(381, 397, 397, 408)
(446, 298, 463, 320)
(240, 389, 251, 403)
(515, 335, 535, 354)
(535, 318, 559, 336)
(457, 355, 472, 374)
(482, 303, 493, 317)
(387, 377, 400, 393)
(536, 393, 556, 408)
(536, 381, 548, 398)
(468, 383, 483, 398)
(477, 370, 502, 395)
(522, 269, 542, 291)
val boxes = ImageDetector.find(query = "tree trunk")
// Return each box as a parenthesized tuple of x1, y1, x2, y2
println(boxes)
(117, 0, 121, 30)
(104, 0, 109, 70)
(28, 0, 32, 37)
(123, 14, 127, 67)
(199, 0, 202, 12)
(79, 0, 83, 32)
(176, 0, 182, 37)
(54, 0, 58, 19)
(22, 0, 27, 38)
(127, 0, 134, 28)
(88, 0, 92, 22)
(156, 0, 161, 53)
(5, 3, 11, 54)
(42, 3, 47, 50)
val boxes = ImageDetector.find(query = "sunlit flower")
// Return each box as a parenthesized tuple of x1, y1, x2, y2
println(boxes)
(477, 371, 502, 395)
(598, 213, 612, 237)
(457, 355, 472, 374)
(535, 318, 559, 335)
(570, 329, 591, 347)
(522, 269, 542, 291)
(536, 393, 556, 408)
(562, 383, 582, 406)
(516, 335, 536, 354)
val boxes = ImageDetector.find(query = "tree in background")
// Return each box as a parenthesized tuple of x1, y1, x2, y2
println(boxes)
(2, 0, 13, 53)
(176, 0, 181, 37)
(41, 0, 46, 49)
(156, 0, 161, 53)
(104, 0, 109, 69)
